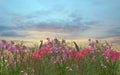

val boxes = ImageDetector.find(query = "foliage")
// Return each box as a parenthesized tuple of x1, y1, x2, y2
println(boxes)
(0, 38, 120, 75)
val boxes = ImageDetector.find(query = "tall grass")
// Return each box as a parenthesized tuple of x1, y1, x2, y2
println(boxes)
(0, 38, 120, 75)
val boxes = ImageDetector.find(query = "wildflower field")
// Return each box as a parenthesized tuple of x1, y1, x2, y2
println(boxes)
(0, 38, 120, 75)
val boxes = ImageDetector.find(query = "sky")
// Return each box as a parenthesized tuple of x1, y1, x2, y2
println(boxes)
(0, 0, 120, 42)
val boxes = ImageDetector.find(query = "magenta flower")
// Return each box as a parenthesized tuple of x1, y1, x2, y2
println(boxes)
(23, 72, 28, 75)
(102, 50, 120, 61)
(33, 47, 50, 58)
(76, 48, 92, 58)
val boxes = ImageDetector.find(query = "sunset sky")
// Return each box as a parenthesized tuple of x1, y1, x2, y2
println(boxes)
(0, 0, 120, 42)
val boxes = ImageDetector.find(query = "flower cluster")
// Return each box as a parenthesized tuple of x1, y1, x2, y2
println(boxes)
(0, 40, 31, 67)
(0, 40, 27, 53)
(33, 47, 50, 58)
(33, 48, 93, 61)
(102, 50, 120, 61)
(76, 48, 92, 58)
(33, 38, 120, 62)
(0, 38, 120, 75)
(42, 38, 75, 52)
(33, 38, 75, 59)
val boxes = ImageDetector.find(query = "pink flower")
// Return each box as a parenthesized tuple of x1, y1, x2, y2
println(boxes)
(102, 50, 120, 61)
(33, 47, 50, 58)
(76, 48, 92, 58)
(23, 72, 28, 75)
(67, 48, 93, 59)
(68, 50, 77, 57)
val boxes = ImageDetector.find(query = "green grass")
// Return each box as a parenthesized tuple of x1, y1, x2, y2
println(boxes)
(0, 39, 120, 75)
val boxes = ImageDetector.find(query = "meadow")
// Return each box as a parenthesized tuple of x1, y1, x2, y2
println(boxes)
(0, 38, 120, 75)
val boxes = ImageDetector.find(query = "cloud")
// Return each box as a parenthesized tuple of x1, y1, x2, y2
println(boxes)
(3, 12, 85, 33)
(0, 25, 15, 31)
(25, 22, 82, 33)
(108, 25, 120, 36)
(0, 31, 29, 37)
(0, 8, 120, 40)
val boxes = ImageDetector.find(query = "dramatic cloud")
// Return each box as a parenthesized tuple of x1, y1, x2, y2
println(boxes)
(1, 31, 24, 37)
(0, 31, 29, 37)
(0, 25, 16, 32)
(0, 0, 120, 41)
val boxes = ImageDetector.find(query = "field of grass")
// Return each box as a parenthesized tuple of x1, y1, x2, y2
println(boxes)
(0, 38, 120, 75)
